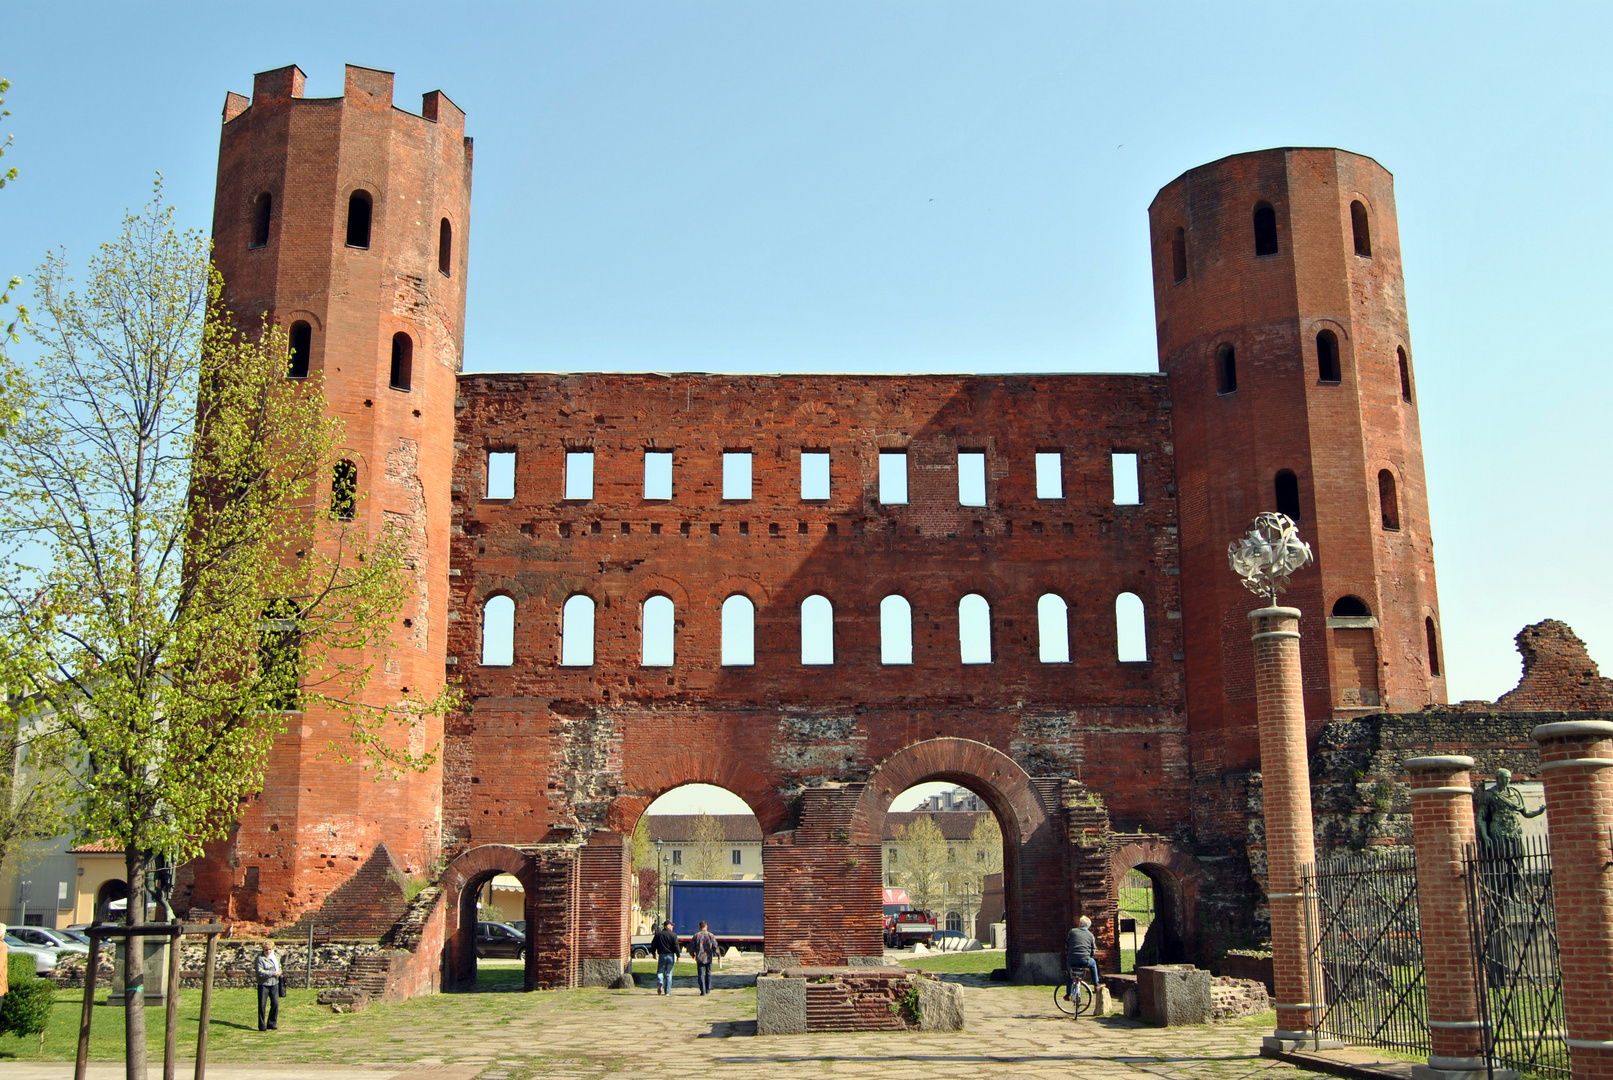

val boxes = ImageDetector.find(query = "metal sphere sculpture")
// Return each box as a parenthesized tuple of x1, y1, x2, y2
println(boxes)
(1228, 512, 1314, 607)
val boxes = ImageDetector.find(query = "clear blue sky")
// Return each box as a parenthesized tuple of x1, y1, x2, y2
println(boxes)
(2, 2, 1609, 707)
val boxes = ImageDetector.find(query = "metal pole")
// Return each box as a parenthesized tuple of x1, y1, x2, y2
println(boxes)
(163, 921, 182, 1080)
(73, 930, 100, 1080)
(193, 934, 216, 1080)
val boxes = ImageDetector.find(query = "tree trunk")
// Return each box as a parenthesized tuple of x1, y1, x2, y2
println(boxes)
(124, 849, 147, 1080)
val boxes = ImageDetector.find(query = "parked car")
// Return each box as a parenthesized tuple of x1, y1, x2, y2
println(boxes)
(59, 928, 93, 947)
(9, 926, 88, 955)
(474, 921, 525, 960)
(630, 933, 653, 959)
(883, 909, 937, 949)
(3, 933, 58, 974)
(510, 921, 526, 934)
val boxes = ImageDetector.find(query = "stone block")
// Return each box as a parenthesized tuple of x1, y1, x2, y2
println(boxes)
(578, 957, 623, 987)
(755, 974, 807, 1035)
(1014, 951, 1063, 985)
(1136, 965, 1211, 1026)
(916, 977, 964, 1031)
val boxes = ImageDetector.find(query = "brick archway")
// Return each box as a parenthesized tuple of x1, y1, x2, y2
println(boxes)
(605, 754, 791, 836)
(1111, 837, 1202, 965)
(442, 844, 585, 991)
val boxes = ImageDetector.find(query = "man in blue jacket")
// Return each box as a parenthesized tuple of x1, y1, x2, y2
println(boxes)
(650, 921, 679, 996)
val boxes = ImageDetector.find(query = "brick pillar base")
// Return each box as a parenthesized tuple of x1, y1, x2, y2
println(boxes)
(1534, 721, 1613, 1080)
(1406, 756, 1518, 1080)
(1249, 607, 1338, 1052)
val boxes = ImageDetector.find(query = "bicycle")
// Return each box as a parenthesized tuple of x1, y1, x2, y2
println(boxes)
(1054, 969, 1097, 1016)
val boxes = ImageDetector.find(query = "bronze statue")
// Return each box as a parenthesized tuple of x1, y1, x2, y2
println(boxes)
(1475, 769, 1544, 846)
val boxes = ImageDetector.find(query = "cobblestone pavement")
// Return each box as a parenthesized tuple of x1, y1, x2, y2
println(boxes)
(0, 972, 1331, 1080)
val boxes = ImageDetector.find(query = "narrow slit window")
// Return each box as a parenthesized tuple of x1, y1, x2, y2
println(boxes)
(879, 451, 908, 505)
(565, 451, 594, 500)
(1275, 469, 1301, 521)
(1035, 452, 1063, 499)
(642, 595, 674, 667)
(560, 595, 595, 666)
(481, 595, 515, 666)
(958, 451, 986, 507)
(346, 190, 373, 249)
(250, 192, 272, 248)
(1171, 226, 1187, 283)
(801, 451, 830, 500)
(259, 599, 302, 711)
(723, 452, 752, 500)
(1378, 469, 1400, 531)
(1425, 616, 1441, 677)
(644, 451, 673, 500)
(486, 451, 516, 499)
(721, 595, 755, 666)
(1317, 330, 1341, 383)
(389, 332, 412, 391)
(331, 460, 357, 520)
(287, 321, 311, 379)
(1216, 344, 1237, 394)
(1116, 592, 1147, 662)
(958, 593, 991, 665)
(1253, 202, 1279, 256)
(438, 218, 453, 276)
(1350, 201, 1372, 257)
(880, 595, 912, 665)
(1398, 347, 1413, 403)
(800, 595, 834, 666)
(1112, 453, 1141, 505)
(1038, 594, 1070, 664)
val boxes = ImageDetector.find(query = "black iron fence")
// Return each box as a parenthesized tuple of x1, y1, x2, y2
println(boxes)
(1464, 836, 1569, 1080)
(1303, 848, 1430, 1053)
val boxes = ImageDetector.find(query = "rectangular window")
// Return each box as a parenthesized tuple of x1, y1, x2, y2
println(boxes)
(1035, 451, 1063, 499)
(723, 451, 752, 500)
(879, 451, 908, 505)
(644, 451, 673, 500)
(487, 451, 515, 499)
(958, 451, 986, 507)
(801, 451, 830, 500)
(731, 849, 742, 866)
(565, 451, 594, 500)
(671, 850, 682, 866)
(1112, 452, 1141, 505)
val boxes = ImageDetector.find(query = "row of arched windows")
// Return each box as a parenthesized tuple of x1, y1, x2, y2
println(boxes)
(283, 322, 413, 392)
(1214, 338, 1412, 401)
(1269, 466, 1403, 531)
(1330, 596, 1443, 681)
(1167, 199, 1373, 279)
(480, 591, 1152, 668)
(247, 189, 454, 278)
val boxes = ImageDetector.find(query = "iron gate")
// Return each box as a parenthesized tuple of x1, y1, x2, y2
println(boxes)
(1303, 848, 1429, 1052)
(1464, 836, 1568, 1079)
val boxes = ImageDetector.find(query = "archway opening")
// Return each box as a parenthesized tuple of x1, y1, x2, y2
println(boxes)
(95, 878, 129, 923)
(463, 871, 528, 991)
(881, 781, 1007, 962)
(1117, 862, 1189, 969)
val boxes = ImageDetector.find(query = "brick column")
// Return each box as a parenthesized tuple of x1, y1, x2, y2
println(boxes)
(1405, 756, 1508, 1080)
(1533, 721, 1613, 1080)
(1250, 607, 1331, 1052)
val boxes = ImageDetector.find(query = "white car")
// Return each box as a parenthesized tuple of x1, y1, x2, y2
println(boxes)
(4, 933, 58, 974)
(8, 925, 88, 955)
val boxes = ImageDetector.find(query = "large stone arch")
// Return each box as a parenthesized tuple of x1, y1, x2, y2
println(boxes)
(1110, 837, 1202, 966)
(606, 754, 790, 835)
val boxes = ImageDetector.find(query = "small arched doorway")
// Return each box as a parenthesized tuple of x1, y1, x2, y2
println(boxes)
(1111, 839, 1201, 968)
(442, 845, 538, 991)
(95, 879, 129, 923)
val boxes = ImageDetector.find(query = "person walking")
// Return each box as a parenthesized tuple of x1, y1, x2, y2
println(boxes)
(255, 940, 282, 1030)
(1064, 915, 1100, 1006)
(651, 920, 679, 996)
(691, 921, 720, 996)
(0, 923, 9, 1009)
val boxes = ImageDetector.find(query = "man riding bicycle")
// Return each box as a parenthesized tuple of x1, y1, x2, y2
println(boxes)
(1064, 915, 1099, 1004)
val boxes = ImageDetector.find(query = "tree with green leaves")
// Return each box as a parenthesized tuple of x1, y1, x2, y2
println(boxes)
(687, 813, 731, 880)
(0, 183, 449, 1077)
(946, 813, 1002, 939)
(891, 814, 950, 913)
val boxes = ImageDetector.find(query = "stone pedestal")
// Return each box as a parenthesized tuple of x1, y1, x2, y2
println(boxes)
(107, 938, 170, 1005)
(1534, 720, 1613, 1080)
(1137, 965, 1210, 1025)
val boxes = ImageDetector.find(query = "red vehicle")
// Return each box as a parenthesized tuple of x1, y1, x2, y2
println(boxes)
(881, 888, 937, 948)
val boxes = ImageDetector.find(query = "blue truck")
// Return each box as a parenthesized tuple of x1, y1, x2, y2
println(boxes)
(666, 879, 764, 951)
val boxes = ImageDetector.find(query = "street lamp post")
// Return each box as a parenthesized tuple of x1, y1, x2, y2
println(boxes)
(653, 841, 664, 922)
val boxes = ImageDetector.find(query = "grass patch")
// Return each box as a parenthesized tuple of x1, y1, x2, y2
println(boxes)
(896, 951, 1005, 974)
(628, 959, 698, 977)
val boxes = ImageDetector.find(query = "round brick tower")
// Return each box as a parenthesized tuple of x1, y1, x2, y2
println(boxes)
(1149, 148, 1445, 812)
(193, 64, 471, 925)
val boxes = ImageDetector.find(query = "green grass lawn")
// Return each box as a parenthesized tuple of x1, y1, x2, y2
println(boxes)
(629, 958, 698, 977)
(896, 951, 1006, 975)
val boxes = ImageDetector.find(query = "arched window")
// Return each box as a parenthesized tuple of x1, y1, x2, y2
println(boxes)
(641, 595, 674, 667)
(880, 595, 912, 666)
(721, 595, 755, 667)
(945, 911, 963, 933)
(1216, 344, 1237, 394)
(1275, 469, 1301, 521)
(438, 218, 452, 276)
(1253, 202, 1279, 256)
(561, 595, 595, 666)
(287, 321, 312, 379)
(481, 595, 515, 666)
(346, 190, 373, 249)
(1331, 596, 1372, 618)
(250, 192, 272, 248)
(1350, 200, 1372, 257)
(1171, 226, 1187, 283)
(1038, 594, 1070, 664)
(331, 459, 357, 521)
(1115, 593, 1147, 662)
(1378, 469, 1400, 531)
(1316, 330, 1341, 383)
(390, 332, 413, 391)
(1398, 347, 1413, 403)
(801, 595, 834, 666)
(259, 598, 302, 710)
(1425, 616, 1442, 677)
(958, 594, 991, 665)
